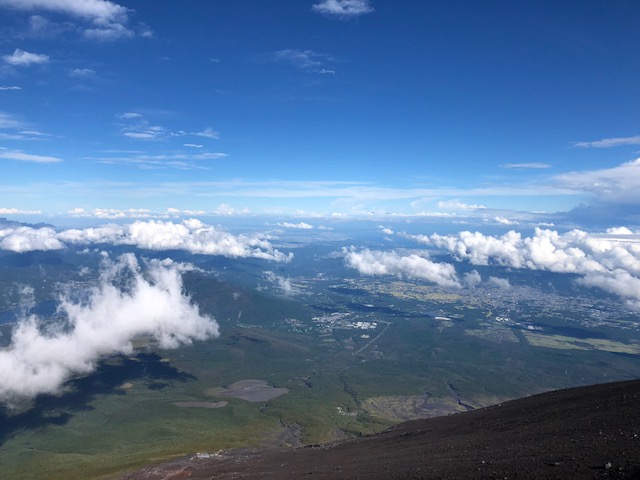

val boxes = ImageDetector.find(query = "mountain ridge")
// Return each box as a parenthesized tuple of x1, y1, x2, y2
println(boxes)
(119, 378, 640, 479)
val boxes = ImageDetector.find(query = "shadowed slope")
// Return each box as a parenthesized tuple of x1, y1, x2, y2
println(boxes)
(120, 379, 640, 479)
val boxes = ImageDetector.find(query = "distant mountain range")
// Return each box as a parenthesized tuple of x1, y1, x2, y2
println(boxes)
(119, 379, 640, 479)
(0, 217, 54, 230)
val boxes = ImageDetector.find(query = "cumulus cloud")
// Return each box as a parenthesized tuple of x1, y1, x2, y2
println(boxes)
(463, 269, 482, 287)
(0, 0, 137, 40)
(165, 207, 206, 216)
(487, 276, 511, 289)
(427, 227, 640, 308)
(264, 271, 296, 296)
(0, 219, 292, 262)
(0, 254, 218, 401)
(494, 216, 519, 225)
(2, 48, 49, 66)
(343, 247, 460, 287)
(312, 0, 374, 18)
(438, 200, 486, 210)
(0, 225, 63, 252)
(379, 225, 394, 235)
(277, 222, 313, 229)
(68, 207, 155, 219)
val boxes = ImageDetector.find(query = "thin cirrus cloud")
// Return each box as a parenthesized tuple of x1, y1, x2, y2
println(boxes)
(69, 67, 96, 78)
(272, 49, 334, 72)
(0, 85, 21, 90)
(2, 48, 49, 66)
(312, 0, 374, 18)
(117, 113, 220, 142)
(554, 158, 640, 203)
(0, 150, 62, 163)
(0, 218, 293, 262)
(0, 111, 25, 129)
(573, 135, 640, 148)
(0, 254, 218, 401)
(500, 163, 551, 169)
(92, 151, 228, 170)
(0, 208, 41, 215)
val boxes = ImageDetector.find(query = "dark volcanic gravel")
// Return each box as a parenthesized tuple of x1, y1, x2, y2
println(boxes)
(119, 379, 640, 479)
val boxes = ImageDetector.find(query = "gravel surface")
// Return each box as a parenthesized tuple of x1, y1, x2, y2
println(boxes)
(119, 379, 640, 479)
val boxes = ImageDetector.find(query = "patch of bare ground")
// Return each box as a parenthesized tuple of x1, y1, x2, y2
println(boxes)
(118, 379, 640, 480)
(203, 379, 289, 403)
(172, 401, 228, 409)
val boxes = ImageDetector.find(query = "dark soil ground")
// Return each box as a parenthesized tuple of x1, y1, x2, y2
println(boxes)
(119, 379, 640, 479)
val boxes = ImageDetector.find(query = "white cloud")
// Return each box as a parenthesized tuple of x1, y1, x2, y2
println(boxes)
(494, 216, 519, 225)
(264, 271, 296, 296)
(0, 85, 21, 90)
(0, 226, 64, 252)
(487, 276, 511, 289)
(92, 150, 228, 170)
(183, 143, 203, 148)
(577, 269, 640, 306)
(379, 226, 394, 235)
(0, 0, 136, 40)
(438, 200, 486, 210)
(84, 22, 133, 40)
(0, 218, 292, 262)
(277, 222, 313, 229)
(3, 48, 49, 66)
(69, 207, 154, 219)
(69, 67, 96, 77)
(273, 49, 334, 72)
(0, 207, 41, 215)
(117, 114, 221, 145)
(213, 204, 242, 216)
(500, 162, 551, 169)
(0, 112, 24, 129)
(166, 207, 206, 216)
(463, 270, 482, 287)
(0, 254, 218, 401)
(312, 0, 374, 18)
(0, 150, 62, 163)
(343, 247, 460, 287)
(555, 158, 640, 203)
(427, 227, 640, 308)
(119, 112, 142, 119)
(573, 135, 640, 148)
(194, 127, 220, 139)
(0, 0, 127, 22)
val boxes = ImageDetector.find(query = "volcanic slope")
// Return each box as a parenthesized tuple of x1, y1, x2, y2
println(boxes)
(120, 379, 640, 479)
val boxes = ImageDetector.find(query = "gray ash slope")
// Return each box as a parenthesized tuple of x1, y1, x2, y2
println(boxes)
(120, 379, 640, 480)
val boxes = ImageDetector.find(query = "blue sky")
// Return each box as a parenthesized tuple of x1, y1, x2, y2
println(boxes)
(1, 0, 640, 226)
